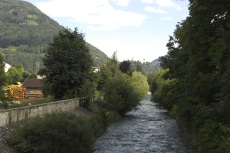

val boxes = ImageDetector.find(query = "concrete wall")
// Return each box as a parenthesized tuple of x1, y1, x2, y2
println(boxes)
(0, 98, 79, 127)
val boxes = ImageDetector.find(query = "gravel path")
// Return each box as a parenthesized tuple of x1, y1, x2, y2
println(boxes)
(0, 123, 17, 153)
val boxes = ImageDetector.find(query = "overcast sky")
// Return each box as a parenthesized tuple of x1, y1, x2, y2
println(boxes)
(23, 0, 189, 62)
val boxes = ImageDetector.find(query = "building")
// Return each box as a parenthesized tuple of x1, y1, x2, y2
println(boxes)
(22, 78, 43, 98)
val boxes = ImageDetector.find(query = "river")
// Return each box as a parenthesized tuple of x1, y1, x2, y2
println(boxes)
(94, 93, 196, 153)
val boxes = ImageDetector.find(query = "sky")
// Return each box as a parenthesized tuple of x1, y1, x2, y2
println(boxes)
(23, 0, 189, 62)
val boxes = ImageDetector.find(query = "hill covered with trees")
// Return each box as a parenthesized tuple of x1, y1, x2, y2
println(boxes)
(130, 60, 159, 75)
(151, 58, 161, 67)
(0, 0, 109, 72)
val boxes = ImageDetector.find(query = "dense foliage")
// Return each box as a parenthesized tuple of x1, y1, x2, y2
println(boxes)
(0, 52, 13, 109)
(130, 60, 159, 75)
(7, 49, 151, 152)
(0, 52, 5, 86)
(8, 112, 94, 153)
(99, 52, 149, 116)
(5, 65, 33, 85)
(119, 60, 131, 73)
(151, 0, 230, 152)
(0, 52, 6, 105)
(103, 75, 141, 116)
(151, 58, 161, 67)
(7, 51, 151, 152)
(39, 28, 93, 99)
(0, 0, 63, 72)
(131, 71, 149, 100)
(0, 0, 109, 72)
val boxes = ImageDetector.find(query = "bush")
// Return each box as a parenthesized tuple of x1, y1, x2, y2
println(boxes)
(8, 112, 94, 153)
(103, 74, 141, 116)
(150, 69, 179, 110)
(131, 71, 149, 100)
(89, 110, 120, 138)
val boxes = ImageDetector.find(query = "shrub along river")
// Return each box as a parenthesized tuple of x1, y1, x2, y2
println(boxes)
(94, 93, 196, 153)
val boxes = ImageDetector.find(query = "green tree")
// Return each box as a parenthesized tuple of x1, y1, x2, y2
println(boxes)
(106, 51, 120, 77)
(96, 51, 121, 91)
(96, 65, 112, 91)
(0, 52, 13, 109)
(103, 74, 140, 116)
(79, 79, 96, 98)
(0, 51, 5, 86)
(131, 71, 149, 100)
(155, 0, 230, 152)
(136, 64, 144, 74)
(119, 60, 131, 73)
(15, 64, 24, 73)
(0, 52, 6, 105)
(22, 71, 31, 79)
(5, 65, 31, 85)
(6, 67, 23, 84)
(39, 28, 93, 99)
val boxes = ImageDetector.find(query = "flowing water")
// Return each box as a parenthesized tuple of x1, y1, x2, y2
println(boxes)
(94, 94, 196, 153)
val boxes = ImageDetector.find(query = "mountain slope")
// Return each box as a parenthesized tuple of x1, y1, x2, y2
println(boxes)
(0, 0, 108, 72)
(86, 43, 109, 67)
(151, 58, 161, 67)
(130, 60, 159, 75)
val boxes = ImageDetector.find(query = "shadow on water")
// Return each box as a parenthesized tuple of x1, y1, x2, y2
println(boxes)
(94, 94, 196, 153)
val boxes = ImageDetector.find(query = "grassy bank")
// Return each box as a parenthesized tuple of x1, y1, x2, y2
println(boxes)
(7, 99, 121, 153)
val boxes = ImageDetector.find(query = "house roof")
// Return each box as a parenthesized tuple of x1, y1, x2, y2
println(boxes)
(22, 79, 42, 88)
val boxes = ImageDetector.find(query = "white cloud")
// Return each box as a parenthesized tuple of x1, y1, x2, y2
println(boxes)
(111, 0, 132, 6)
(36, 0, 146, 30)
(142, 0, 181, 11)
(141, 0, 153, 4)
(141, 0, 154, 4)
(160, 17, 172, 20)
(86, 10, 147, 30)
(154, 0, 181, 10)
(145, 6, 166, 14)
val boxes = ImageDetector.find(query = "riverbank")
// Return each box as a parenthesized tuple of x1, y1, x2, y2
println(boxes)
(2, 81, 147, 153)
(0, 106, 94, 153)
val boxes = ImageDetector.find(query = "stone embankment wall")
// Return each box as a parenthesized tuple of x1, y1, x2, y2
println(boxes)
(0, 98, 79, 127)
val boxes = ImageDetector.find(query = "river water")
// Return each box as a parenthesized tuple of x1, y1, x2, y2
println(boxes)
(94, 94, 196, 153)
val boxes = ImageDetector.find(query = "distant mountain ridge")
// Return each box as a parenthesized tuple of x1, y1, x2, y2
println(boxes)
(0, 0, 109, 72)
(151, 58, 161, 67)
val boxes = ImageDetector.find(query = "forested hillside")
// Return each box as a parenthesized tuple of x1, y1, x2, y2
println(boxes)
(86, 42, 109, 67)
(0, 0, 109, 72)
(130, 60, 159, 75)
(150, 0, 230, 152)
(151, 58, 161, 67)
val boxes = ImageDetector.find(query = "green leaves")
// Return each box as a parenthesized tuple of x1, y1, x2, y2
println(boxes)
(152, 1, 230, 152)
(8, 112, 94, 153)
(0, 52, 6, 86)
(103, 74, 140, 116)
(119, 60, 131, 73)
(40, 28, 93, 99)
(131, 71, 149, 100)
